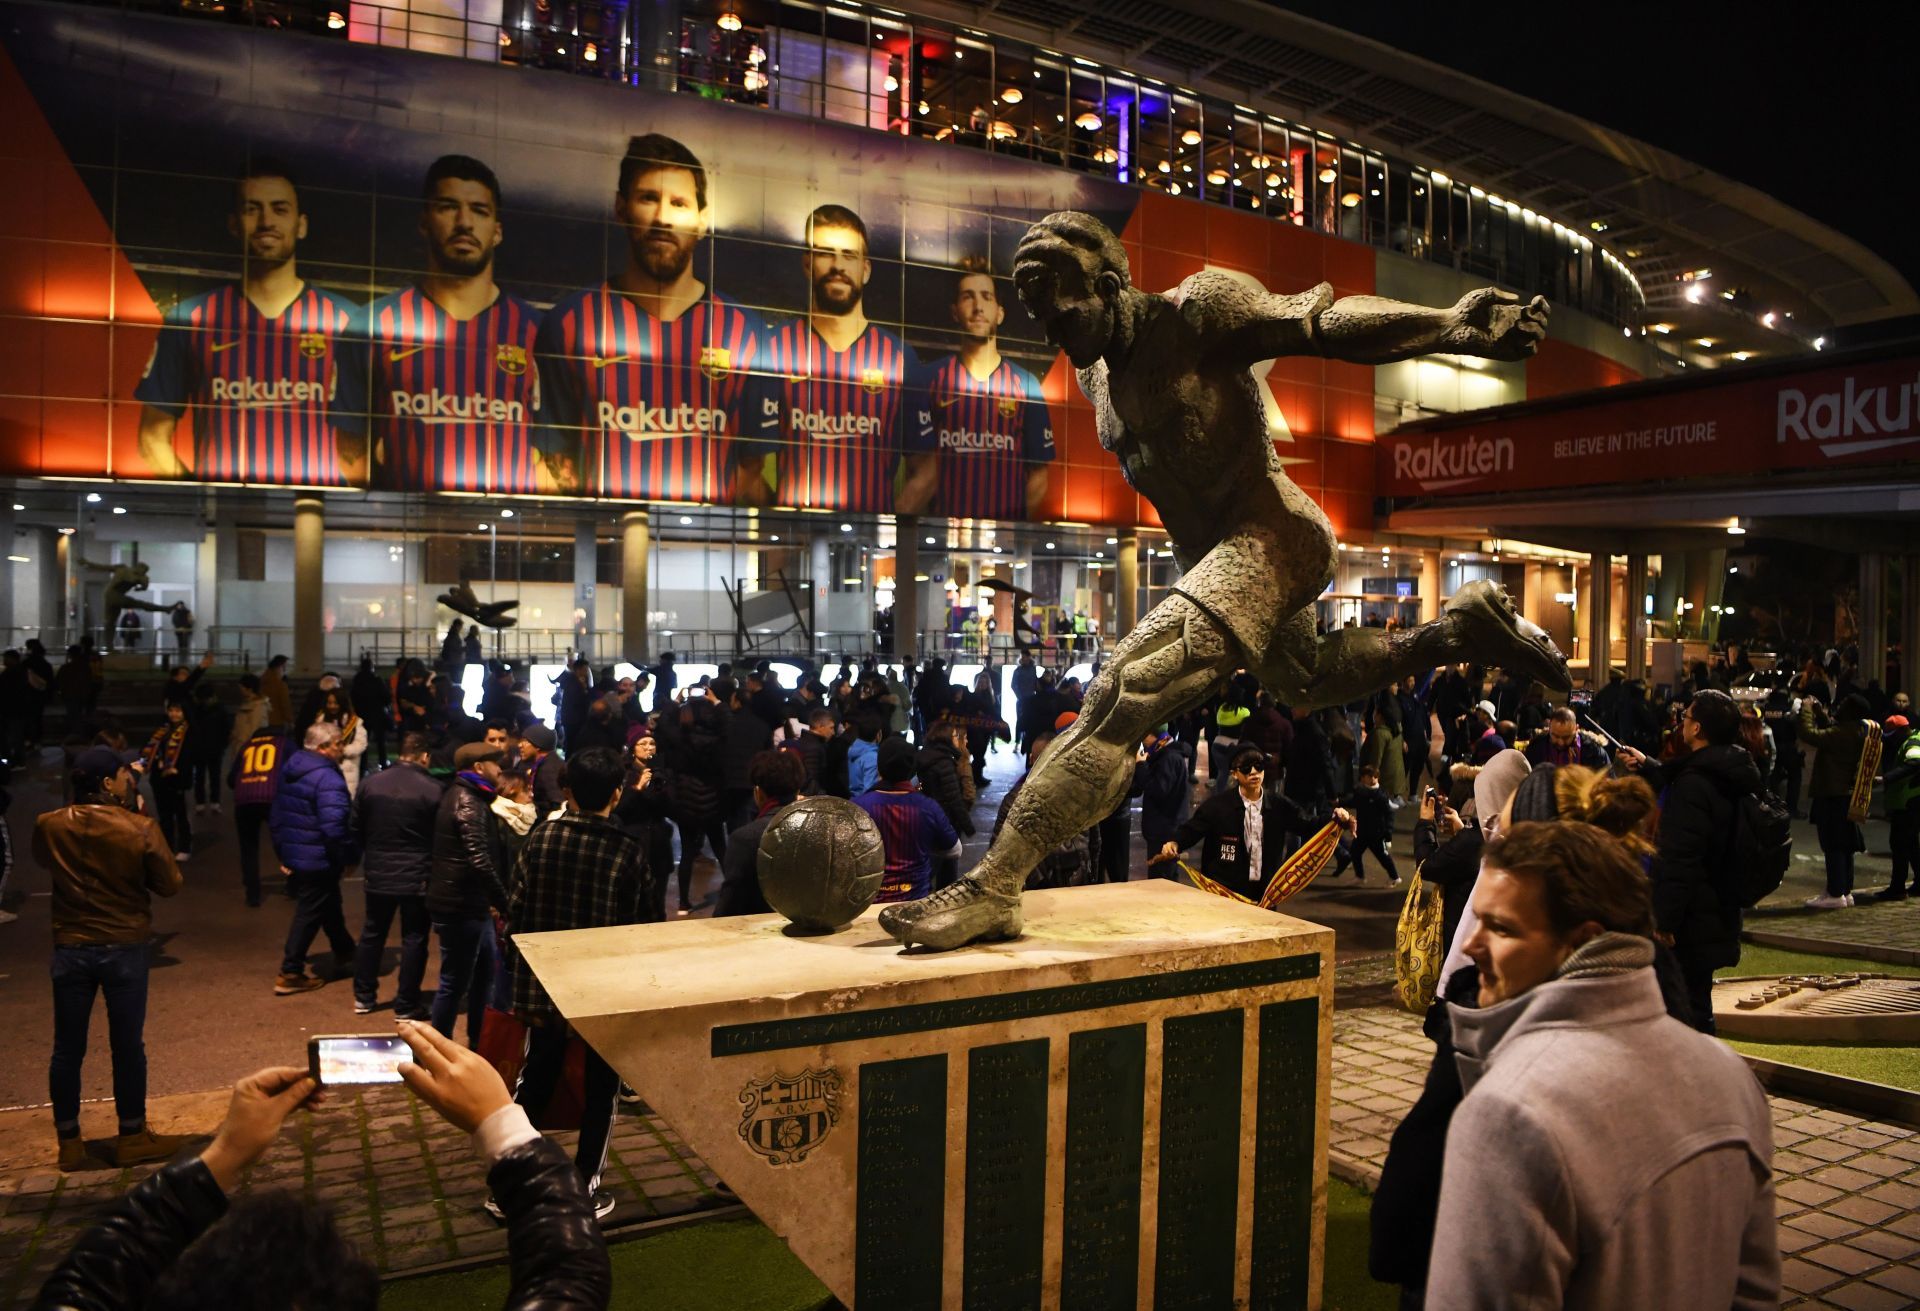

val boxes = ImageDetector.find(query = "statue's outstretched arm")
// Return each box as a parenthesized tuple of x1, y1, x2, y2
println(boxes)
(1316, 288, 1549, 365)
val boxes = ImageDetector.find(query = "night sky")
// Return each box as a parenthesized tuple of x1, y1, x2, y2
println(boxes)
(1272, 4, 1915, 344)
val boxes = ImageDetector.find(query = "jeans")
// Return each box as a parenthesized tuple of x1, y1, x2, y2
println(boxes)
(513, 1023, 621, 1195)
(354, 891, 431, 1014)
(1096, 809, 1131, 883)
(235, 803, 275, 901)
(50, 943, 151, 1133)
(674, 817, 727, 910)
(151, 774, 192, 854)
(282, 868, 355, 977)
(1810, 796, 1859, 897)
(430, 915, 497, 1045)
(1680, 959, 1717, 1036)
(191, 753, 223, 805)
(1343, 835, 1400, 882)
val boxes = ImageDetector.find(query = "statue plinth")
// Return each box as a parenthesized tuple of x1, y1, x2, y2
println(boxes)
(517, 881, 1333, 1310)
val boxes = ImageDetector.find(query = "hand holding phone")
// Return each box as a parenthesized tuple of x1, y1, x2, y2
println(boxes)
(199, 1066, 319, 1192)
(395, 1019, 512, 1134)
(309, 1034, 411, 1086)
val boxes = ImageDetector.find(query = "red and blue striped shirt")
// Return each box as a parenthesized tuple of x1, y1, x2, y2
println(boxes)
(536, 285, 775, 501)
(135, 282, 364, 486)
(761, 320, 930, 512)
(853, 784, 961, 903)
(362, 286, 544, 494)
(918, 354, 1056, 520)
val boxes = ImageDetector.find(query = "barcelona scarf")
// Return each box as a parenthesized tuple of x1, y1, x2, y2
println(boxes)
(1179, 821, 1344, 910)
(144, 722, 188, 776)
(1849, 722, 1883, 824)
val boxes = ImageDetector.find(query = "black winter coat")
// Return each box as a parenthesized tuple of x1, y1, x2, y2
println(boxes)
(1283, 714, 1337, 813)
(723, 707, 773, 790)
(789, 732, 826, 795)
(426, 776, 509, 919)
(916, 740, 975, 837)
(821, 731, 853, 798)
(1639, 742, 1762, 971)
(352, 761, 444, 897)
(1412, 820, 1484, 951)
(715, 808, 778, 916)
(1170, 786, 1318, 892)
(1136, 744, 1191, 846)
(29, 1137, 610, 1311)
(659, 702, 726, 824)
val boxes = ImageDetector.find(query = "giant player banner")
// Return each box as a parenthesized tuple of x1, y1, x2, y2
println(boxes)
(0, 0, 1421, 533)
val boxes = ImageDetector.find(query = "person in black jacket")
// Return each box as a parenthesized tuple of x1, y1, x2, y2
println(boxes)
(33, 1025, 610, 1311)
(1616, 688, 1761, 1032)
(1283, 704, 1338, 819)
(1155, 747, 1348, 898)
(917, 720, 977, 889)
(716, 749, 806, 916)
(350, 653, 393, 769)
(659, 688, 728, 914)
(1135, 729, 1191, 872)
(789, 708, 834, 795)
(613, 733, 674, 923)
(187, 678, 232, 817)
(1332, 764, 1399, 884)
(351, 733, 444, 1019)
(722, 683, 773, 830)
(426, 742, 510, 1044)
(1411, 788, 1483, 952)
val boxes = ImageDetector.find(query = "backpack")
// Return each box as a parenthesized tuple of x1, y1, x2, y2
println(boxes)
(1722, 781, 1793, 908)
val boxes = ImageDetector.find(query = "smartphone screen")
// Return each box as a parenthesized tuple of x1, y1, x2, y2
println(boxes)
(309, 1034, 409, 1086)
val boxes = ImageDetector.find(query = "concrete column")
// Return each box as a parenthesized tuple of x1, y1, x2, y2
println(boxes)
(1419, 549, 1442, 624)
(894, 517, 920, 661)
(293, 495, 325, 676)
(573, 520, 597, 656)
(0, 501, 15, 634)
(1521, 561, 1543, 627)
(620, 509, 650, 665)
(1858, 552, 1887, 691)
(55, 530, 72, 634)
(1586, 550, 1612, 688)
(1116, 533, 1140, 636)
(1625, 552, 1649, 683)
(1653, 552, 1684, 638)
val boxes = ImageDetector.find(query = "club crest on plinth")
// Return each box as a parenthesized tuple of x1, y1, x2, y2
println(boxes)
(738, 1067, 842, 1165)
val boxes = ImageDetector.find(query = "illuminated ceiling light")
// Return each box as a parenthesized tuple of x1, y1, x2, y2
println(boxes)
(5, 554, 29, 564)
(990, 120, 1017, 140)
(477, 522, 489, 530)
(716, 9, 742, 30)
(86, 491, 101, 503)
(1760, 311, 1776, 327)
(1691, 267, 1712, 280)
(1588, 219, 1607, 232)
(497, 28, 511, 45)
(1206, 169, 1228, 185)
(678, 514, 693, 525)
(1695, 338, 1715, 348)
(1249, 153, 1270, 169)
(1813, 336, 1826, 350)
(326, 8, 345, 28)
(582, 41, 597, 61)
(1732, 350, 1753, 361)
(999, 86, 1023, 104)
(923, 535, 935, 545)
(1728, 566, 1738, 574)
(916, 100, 929, 115)
(1368, 188, 1380, 197)
(1317, 166, 1336, 184)
(1265, 172, 1282, 188)
(1684, 284, 1704, 304)
(1180, 128, 1202, 145)
(746, 44, 765, 63)
(839, 522, 852, 532)
(883, 73, 898, 91)
(1074, 111, 1101, 130)
(1727, 518, 1746, 535)
(1093, 146, 1119, 164)
(1649, 323, 1672, 334)
(1181, 163, 1192, 173)
(58, 527, 74, 535)
(500, 508, 514, 518)
(1429, 170, 1450, 185)
(1721, 289, 1736, 300)
(1340, 192, 1360, 208)
(1167, 181, 1181, 195)
(991, 545, 1002, 553)
(1250, 197, 1260, 208)
(769, 534, 780, 542)
(112, 506, 127, 515)
(953, 48, 963, 59)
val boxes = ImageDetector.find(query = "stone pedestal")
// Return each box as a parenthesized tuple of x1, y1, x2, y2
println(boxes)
(517, 881, 1333, 1310)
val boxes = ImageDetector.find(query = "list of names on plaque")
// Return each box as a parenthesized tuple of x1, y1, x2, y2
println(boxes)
(1249, 997, 1319, 1311)
(1154, 1008, 1246, 1309)
(963, 1039, 1050, 1310)
(1060, 1023, 1147, 1311)
(856, 1054, 949, 1310)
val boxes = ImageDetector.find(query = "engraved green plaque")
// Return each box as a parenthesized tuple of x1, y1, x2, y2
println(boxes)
(963, 1039, 1049, 1310)
(1061, 1023, 1147, 1311)
(1250, 997, 1319, 1310)
(1154, 1008, 1245, 1309)
(857, 1054, 948, 1310)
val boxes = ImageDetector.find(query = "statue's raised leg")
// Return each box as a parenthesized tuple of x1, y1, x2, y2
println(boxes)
(1284, 579, 1571, 711)
(878, 593, 1238, 949)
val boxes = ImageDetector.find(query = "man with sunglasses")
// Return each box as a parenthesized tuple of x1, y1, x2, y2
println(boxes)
(1153, 747, 1350, 899)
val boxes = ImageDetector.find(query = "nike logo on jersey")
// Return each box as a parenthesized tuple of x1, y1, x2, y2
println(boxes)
(936, 395, 965, 409)
(388, 345, 430, 362)
(592, 355, 634, 369)
(209, 340, 242, 353)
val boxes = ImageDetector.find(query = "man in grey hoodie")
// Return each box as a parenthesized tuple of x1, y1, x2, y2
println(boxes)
(1425, 821, 1778, 1310)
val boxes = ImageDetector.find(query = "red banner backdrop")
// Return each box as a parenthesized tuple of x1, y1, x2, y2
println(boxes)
(1379, 350, 1920, 499)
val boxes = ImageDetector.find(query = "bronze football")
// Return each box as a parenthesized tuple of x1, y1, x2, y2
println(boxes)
(757, 796, 887, 932)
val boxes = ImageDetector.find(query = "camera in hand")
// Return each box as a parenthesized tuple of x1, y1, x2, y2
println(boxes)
(308, 1034, 409, 1086)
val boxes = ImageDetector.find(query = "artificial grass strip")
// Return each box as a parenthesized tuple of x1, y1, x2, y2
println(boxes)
(1323, 1176, 1400, 1311)
(1725, 1039, 1920, 1093)
(1721, 943, 1920, 980)
(381, 1217, 833, 1311)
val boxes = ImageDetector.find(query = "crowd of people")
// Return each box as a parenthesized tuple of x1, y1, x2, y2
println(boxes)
(5, 621, 1917, 1309)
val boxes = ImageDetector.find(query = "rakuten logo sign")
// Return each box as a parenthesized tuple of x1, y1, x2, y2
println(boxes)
(1776, 373, 1920, 458)
(1391, 433, 1515, 490)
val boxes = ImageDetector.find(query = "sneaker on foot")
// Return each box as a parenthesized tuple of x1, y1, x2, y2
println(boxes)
(1802, 894, 1850, 910)
(1842, 893, 1855, 907)
(353, 998, 375, 1016)
(112, 1128, 195, 1168)
(275, 971, 325, 995)
(589, 1190, 616, 1220)
(1870, 887, 1910, 902)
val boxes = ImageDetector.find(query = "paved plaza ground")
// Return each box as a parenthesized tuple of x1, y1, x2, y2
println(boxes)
(2, 735, 1916, 1307)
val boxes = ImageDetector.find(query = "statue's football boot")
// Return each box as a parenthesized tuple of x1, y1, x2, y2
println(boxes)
(1443, 579, 1573, 693)
(878, 873, 1024, 950)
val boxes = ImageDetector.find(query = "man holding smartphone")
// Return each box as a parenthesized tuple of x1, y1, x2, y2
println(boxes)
(34, 746, 189, 1171)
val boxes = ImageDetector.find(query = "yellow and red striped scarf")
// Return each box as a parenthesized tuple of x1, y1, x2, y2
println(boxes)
(144, 722, 188, 776)
(1849, 723, 1883, 824)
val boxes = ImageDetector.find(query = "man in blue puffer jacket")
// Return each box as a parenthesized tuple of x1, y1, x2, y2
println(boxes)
(269, 721, 360, 996)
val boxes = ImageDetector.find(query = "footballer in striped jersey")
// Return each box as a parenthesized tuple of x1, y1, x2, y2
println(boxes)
(363, 155, 549, 494)
(760, 204, 931, 513)
(135, 160, 367, 486)
(900, 257, 1056, 519)
(536, 134, 775, 502)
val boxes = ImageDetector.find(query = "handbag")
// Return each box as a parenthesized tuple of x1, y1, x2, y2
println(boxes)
(1394, 867, 1447, 1013)
(476, 1008, 591, 1132)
